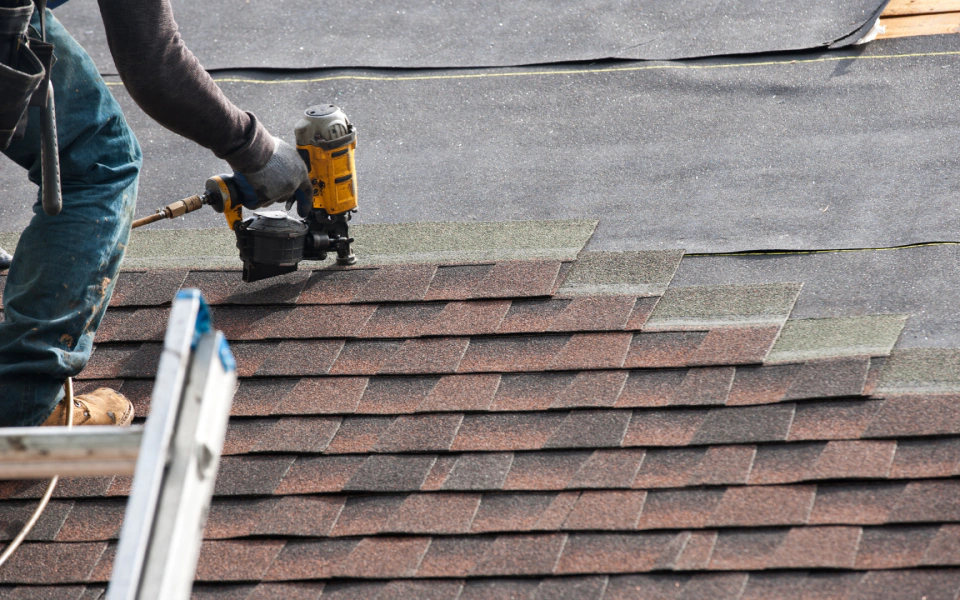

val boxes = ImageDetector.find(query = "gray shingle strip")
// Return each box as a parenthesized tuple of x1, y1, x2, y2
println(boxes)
(876, 348, 960, 394)
(767, 315, 908, 365)
(350, 220, 598, 265)
(556, 250, 684, 297)
(643, 283, 802, 331)
(42, 219, 597, 270)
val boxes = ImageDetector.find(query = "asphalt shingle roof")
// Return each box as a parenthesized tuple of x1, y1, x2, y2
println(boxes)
(1, 250, 958, 598)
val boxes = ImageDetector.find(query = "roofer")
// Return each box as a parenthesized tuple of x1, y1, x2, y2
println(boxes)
(0, 0, 311, 427)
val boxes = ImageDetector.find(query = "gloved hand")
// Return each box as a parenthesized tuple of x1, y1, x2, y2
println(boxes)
(232, 136, 311, 210)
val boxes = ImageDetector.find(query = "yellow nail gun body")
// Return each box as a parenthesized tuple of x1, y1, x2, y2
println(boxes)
(296, 105, 358, 217)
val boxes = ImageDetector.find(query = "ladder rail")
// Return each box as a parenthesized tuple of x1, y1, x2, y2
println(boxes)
(105, 290, 207, 599)
(137, 330, 236, 599)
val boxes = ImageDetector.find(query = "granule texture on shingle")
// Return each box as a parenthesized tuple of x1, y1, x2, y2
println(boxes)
(690, 404, 796, 445)
(557, 250, 684, 297)
(349, 220, 598, 265)
(644, 282, 802, 330)
(442, 453, 515, 491)
(29, 242, 960, 595)
(876, 348, 960, 393)
(767, 315, 908, 364)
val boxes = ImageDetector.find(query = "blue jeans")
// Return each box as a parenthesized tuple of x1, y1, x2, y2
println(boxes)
(0, 9, 141, 426)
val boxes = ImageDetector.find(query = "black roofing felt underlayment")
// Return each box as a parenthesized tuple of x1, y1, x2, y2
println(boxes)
(56, 0, 888, 72)
(4, 36, 958, 254)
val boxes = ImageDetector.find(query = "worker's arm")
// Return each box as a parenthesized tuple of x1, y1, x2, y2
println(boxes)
(96, 0, 309, 206)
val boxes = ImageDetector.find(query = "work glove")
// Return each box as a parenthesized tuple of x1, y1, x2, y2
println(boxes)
(233, 136, 311, 210)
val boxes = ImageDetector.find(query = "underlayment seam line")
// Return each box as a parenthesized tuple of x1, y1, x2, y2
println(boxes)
(686, 240, 960, 257)
(100, 50, 960, 87)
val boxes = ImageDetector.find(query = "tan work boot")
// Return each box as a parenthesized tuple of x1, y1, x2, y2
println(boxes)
(42, 388, 134, 427)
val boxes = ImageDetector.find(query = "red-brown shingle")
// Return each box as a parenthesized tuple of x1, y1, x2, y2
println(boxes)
(562, 491, 647, 530)
(274, 377, 367, 415)
(418, 374, 500, 412)
(195, 540, 285, 582)
(452, 413, 567, 452)
(809, 483, 905, 525)
(555, 532, 680, 574)
(459, 335, 569, 373)
(330, 495, 406, 537)
(470, 493, 558, 533)
(34, 256, 960, 595)
(502, 452, 591, 490)
(385, 493, 481, 535)
(352, 265, 437, 303)
(422, 300, 510, 337)
(551, 333, 632, 370)
(423, 265, 492, 301)
(472, 533, 567, 576)
(768, 526, 861, 568)
(473, 261, 563, 300)
(551, 371, 629, 409)
(707, 485, 816, 527)
(624, 332, 707, 368)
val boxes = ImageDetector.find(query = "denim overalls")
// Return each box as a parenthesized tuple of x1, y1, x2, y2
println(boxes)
(0, 1, 141, 425)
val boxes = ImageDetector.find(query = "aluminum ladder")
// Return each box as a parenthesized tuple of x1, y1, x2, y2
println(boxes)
(0, 289, 236, 599)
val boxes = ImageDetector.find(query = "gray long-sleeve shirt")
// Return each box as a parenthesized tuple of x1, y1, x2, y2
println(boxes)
(96, 0, 273, 172)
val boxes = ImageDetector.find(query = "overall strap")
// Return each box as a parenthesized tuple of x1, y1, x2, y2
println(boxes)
(0, 0, 44, 151)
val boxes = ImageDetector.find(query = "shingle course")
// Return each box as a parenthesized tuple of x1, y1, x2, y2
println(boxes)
(13, 253, 960, 594)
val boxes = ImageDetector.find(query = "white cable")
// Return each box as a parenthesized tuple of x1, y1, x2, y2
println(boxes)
(0, 377, 74, 568)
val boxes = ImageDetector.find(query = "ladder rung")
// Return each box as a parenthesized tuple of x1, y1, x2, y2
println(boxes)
(0, 426, 143, 479)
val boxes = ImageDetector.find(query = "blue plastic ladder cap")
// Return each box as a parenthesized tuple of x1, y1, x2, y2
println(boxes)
(217, 336, 237, 373)
(175, 289, 211, 348)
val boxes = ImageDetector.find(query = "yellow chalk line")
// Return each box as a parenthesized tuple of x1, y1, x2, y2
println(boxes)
(101, 49, 960, 87)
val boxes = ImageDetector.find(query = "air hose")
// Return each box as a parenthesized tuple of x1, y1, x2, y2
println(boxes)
(131, 193, 206, 229)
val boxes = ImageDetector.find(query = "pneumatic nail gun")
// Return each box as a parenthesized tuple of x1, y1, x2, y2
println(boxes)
(132, 105, 358, 283)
